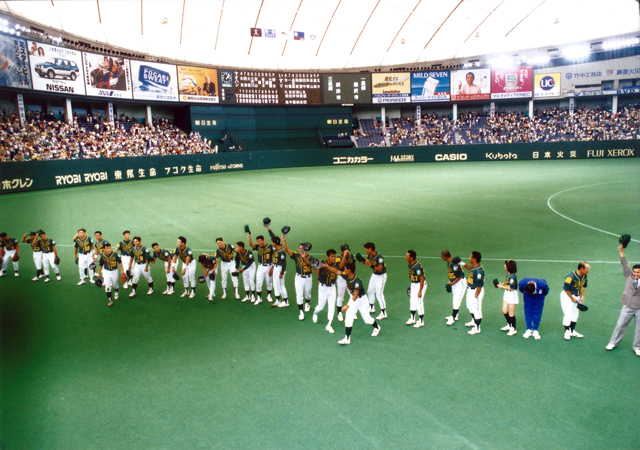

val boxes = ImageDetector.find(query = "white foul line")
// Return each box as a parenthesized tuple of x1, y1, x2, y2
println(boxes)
(547, 180, 639, 244)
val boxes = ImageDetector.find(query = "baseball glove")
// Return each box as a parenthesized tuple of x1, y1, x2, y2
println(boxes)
(281, 226, 291, 236)
(576, 302, 588, 311)
(263, 217, 271, 227)
(89, 262, 96, 271)
(244, 224, 251, 234)
(340, 243, 350, 252)
(493, 278, 500, 288)
(54, 255, 61, 265)
(121, 272, 127, 283)
(172, 272, 180, 281)
(198, 275, 206, 284)
(619, 234, 631, 248)
(451, 256, 461, 265)
(302, 242, 312, 252)
(231, 271, 239, 277)
(95, 277, 104, 288)
(445, 283, 452, 293)
(355, 252, 365, 263)
(208, 271, 216, 281)
(12, 253, 19, 262)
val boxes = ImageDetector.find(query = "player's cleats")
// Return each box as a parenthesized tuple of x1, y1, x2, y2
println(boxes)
(298, 311, 304, 321)
(56, 275, 61, 281)
(571, 330, 583, 338)
(533, 330, 541, 340)
(108, 301, 114, 307)
(90, 278, 95, 284)
(14, 272, 18, 277)
(376, 312, 387, 320)
(501, 324, 511, 331)
(254, 298, 262, 305)
(371, 325, 381, 337)
(605, 343, 616, 350)
(507, 328, 517, 336)
(445, 316, 455, 326)
(278, 300, 289, 308)
(44, 277, 50, 283)
(241, 296, 249, 302)
(304, 302, 310, 312)
(338, 337, 350, 345)
(337, 311, 344, 321)
(413, 321, 424, 328)
(181, 291, 189, 298)
(207, 295, 213, 302)
(147, 289, 153, 295)
(189, 292, 195, 299)
(464, 320, 475, 327)
(564, 330, 571, 341)
(312, 313, 318, 323)
(406, 317, 416, 325)
(523, 329, 533, 339)
(129, 291, 136, 298)
(326, 324, 335, 334)
(369, 305, 375, 314)
(32, 276, 39, 281)
(234, 289, 240, 299)
(267, 294, 273, 302)
(162, 288, 169, 295)
(167, 289, 174, 296)
(114, 291, 119, 300)
(635, 349, 640, 357)
(0, 271, 5, 277)
(77, 279, 85, 285)
(272, 301, 280, 307)
(123, 281, 128, 289)
(468, 326, 481, 335)
(221, 294, 226, 300)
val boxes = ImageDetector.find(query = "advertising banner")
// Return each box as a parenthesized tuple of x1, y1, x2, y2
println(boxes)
(130, 60, 178, 101)
(411, 71, 450, 102)
(450, 69, 490, 101)
(177, 65, 219, 103)
(491, 66, 532, 99)
(0, 34, 32, 89)
(28, 41, 85, 95)
(82, 52, 132, 99)
(323, 73, 371, 104)
(534, 73, 561, 98)
(372, 73, 411, 103)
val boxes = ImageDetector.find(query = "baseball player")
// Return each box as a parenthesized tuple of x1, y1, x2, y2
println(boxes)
(116, 231, 134, 289)
(215, 237, 240, 300)
(74, 229, 94, 285)
(151, 243, 177, 295)
(269, 236, 288, 308)
(174, 236, 196, 298)
(127, 236, 154, 298)
(459, 251, 485, 335)
(0, 232, 20, 277)
(22, 231, 44, 281)
(38, 230, 61, 282)
(561, 262, 590, 340)
(306, 249, 339, 334)
(324, 262, 381, 345)
(496, 260, 519, 336)
(282, 235, 312, 320)
(405, 250, 426, 328)
(359, 242, 387, 319)
(335, 244, 355, 321)
(96, 242, 124, 307)
(441, 250, 467, 326)
(198, 253, 218, 301)
(234, 241, 256, 302)
(519, 278, 549, 339)
(247, 232, 274, 305)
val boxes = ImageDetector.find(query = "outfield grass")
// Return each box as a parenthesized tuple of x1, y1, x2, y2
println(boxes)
(1, 158, 639, 450)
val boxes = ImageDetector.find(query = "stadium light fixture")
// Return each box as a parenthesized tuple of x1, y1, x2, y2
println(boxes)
(528, 55, 550, 65)
(562, 45, 590, 59)
(489, 56, 513, 68)
(602, 37, 640, 50)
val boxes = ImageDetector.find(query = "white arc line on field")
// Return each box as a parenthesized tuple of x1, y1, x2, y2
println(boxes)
(547, 180, 640, 244)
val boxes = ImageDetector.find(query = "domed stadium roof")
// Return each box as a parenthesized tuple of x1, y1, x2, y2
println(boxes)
(2, 0, 639, 70)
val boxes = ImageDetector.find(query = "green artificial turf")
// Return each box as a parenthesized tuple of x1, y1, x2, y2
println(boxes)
(1, 158, 639, 449)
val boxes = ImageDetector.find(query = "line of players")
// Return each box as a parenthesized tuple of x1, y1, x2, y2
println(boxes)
(1, 226, 590, 346)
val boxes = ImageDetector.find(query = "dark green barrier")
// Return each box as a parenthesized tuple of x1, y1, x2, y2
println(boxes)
(1, 140, 638, 194)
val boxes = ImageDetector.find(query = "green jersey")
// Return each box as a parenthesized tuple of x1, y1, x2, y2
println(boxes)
(29, 237, 43, 252)
(291, 252, 312, 277)
(408, 261, 424, 283)
(447, 258, 464, 281)
(117, 239, 134, 257)
(152, 248, 173, 262)
(1, 237, 18, 251)
(564, 271, 588, 296)
(74, 237, 93, 255)
(40, 238, 56, 254)
(368, 251, 386, 275)
(215, 244, 235, 263)
(273, 248, 287, 270)
(94, 239, 107, 256)
(346, 274, 365, 298)
(235, 249, 254, 269)
(318, 260, 338, 286)
(504, 273, 517, 290)
(99, 252, 122, 271)
(175, 246, 194, 264)
(467, 264, 484, 289)
(336, 252, 354, 268)
(200, 253, 217, 269)
(132, 245, 150, 264)
(255, 244, 275, 265)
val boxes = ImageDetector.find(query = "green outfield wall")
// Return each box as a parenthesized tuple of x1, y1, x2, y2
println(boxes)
(1, 140, 638, 194)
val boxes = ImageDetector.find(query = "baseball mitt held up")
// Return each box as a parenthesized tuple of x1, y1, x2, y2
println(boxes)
(355, 253, 365, 263)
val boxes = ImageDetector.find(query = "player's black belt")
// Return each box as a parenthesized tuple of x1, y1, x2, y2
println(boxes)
(411, 281, 420, 284)
(373, 272, 386, 275)
(320, 283, 335, 287)
(43, 251, 54, 253)
(297, 274, 310, 278)
(260, 263, 270, 266)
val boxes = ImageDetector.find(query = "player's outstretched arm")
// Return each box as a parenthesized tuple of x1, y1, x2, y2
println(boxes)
(282, 235, 294, 257)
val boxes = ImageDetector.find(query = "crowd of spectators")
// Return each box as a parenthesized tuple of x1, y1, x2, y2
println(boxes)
(0, 109, 214, 162)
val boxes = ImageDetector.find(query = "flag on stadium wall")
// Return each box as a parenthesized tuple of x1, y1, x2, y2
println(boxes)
(251, 28, 262, 37)
(293, 31, 305, 41)
(264, 29, 276, 38)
